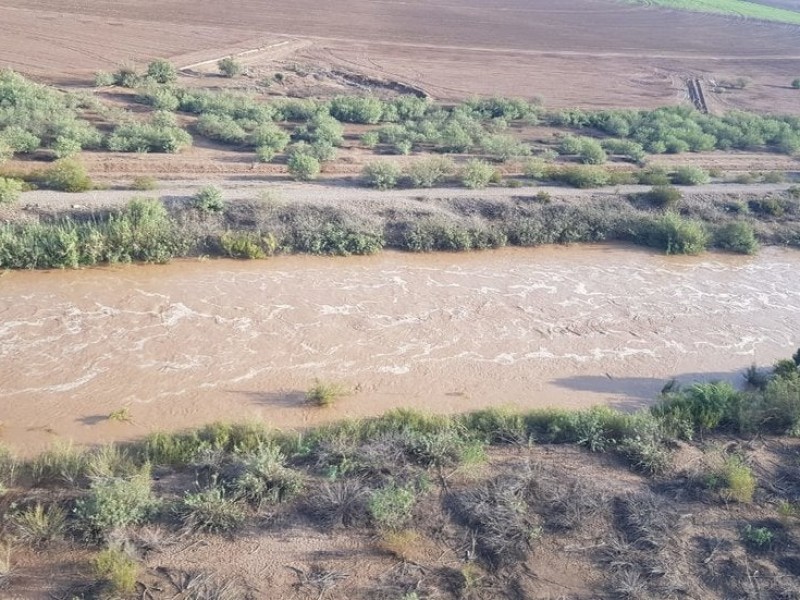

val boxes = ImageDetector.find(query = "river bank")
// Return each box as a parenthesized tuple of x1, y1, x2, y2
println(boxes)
(1, 244, 798, 454)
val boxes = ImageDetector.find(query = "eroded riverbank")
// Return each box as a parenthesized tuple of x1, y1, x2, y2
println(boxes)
(1, 244, 799, 454)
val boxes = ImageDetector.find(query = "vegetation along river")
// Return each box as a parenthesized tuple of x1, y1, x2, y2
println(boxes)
(1, 244, 799, 454)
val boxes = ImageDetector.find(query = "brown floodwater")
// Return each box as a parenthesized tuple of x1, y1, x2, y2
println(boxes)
(1, 244, 799, 454)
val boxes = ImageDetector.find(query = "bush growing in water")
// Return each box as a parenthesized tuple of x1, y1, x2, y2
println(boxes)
(714, 221, 758, 254)
(637, 212, 709, 255)
(0, 198, 189, 269)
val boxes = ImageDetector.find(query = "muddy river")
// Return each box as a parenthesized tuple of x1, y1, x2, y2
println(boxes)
(1, 244, 799, 454)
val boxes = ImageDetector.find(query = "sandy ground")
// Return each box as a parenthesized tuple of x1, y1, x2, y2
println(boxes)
(1, 0, 799, 111)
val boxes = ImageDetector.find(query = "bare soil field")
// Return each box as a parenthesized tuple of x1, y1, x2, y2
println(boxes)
(1, 0, 800, 111)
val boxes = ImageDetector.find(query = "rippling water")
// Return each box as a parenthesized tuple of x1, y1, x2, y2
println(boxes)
(1, 244, 799, 453)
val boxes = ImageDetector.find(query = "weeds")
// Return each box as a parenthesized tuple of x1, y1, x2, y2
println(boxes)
(180, 488, 246, 533)
(9, 503, 67, 546)
(368, 484, 417, 531)
(92, 548, 139, 596)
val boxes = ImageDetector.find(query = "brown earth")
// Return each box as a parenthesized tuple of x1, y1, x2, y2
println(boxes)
(6, 438, 800, 599)
(1, 0, 800, 111)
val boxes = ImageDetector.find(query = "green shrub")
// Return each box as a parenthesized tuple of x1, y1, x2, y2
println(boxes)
(146, 59, 178, 84)
(39, 159, 93, 192)
(75, 469, 156, 536)
(714, 221, 758, 254)
(293, 114, 344, 147)
(306, 379, 347, 407)
(461, 159, 495, 189)
(180, 488, 246, 532)
(192, 185, 225, 214)
(368, 484, 417, 531)
(636, 166, 671, 186)
(559, 135, 607, 164)
(93, 71, 115, 87)
(107, 112, 192, 153)
(523, 158, 551, 180)
(9, 503, 67, 546)
(638, 212, 709, 255)
(792, 78, 800, 89)
(672, 166, 710, 186)
(0, 177, 23, 205)
(218, 231, 276, 259)
(195, 114, 247, 145)
(93, 549, 139, 596)
(362, 161, 401, 189)
(552, 165, 610, 188)
(218, 56, 243, 78)
(480, 134, 530, 162)
(642, 185, 682, 210)
(360, 131, 380, 148)
(287, 153, 321, 181)
(602, 138, 646, 162)
(742, 524, 774, 549)
(404, 156, 454, 188)
(653, 381, 741, 432)
(328, 96, 384, 124)
(748, 196, 787, 217)
(113, 65, 140, 88)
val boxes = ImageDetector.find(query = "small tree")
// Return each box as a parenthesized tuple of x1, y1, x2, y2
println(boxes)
(218, 56, 243, 78)
(362, 161, 401, 190)
(792, 78, 800, 89)
(41, 159, 93, 192)
(146, 59, 178, 84)
(287, 153, 320, 181)
(461, 159, 495, 189)
(93, 71, 115, 87)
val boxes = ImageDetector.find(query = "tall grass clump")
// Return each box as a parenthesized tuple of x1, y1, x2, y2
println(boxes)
(0, 177, 23, 205)
(9, 503, 67, 546)
(180, 488, 246, 533)
(233, 444, 304, 507)
(92, 549, 139, 596)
